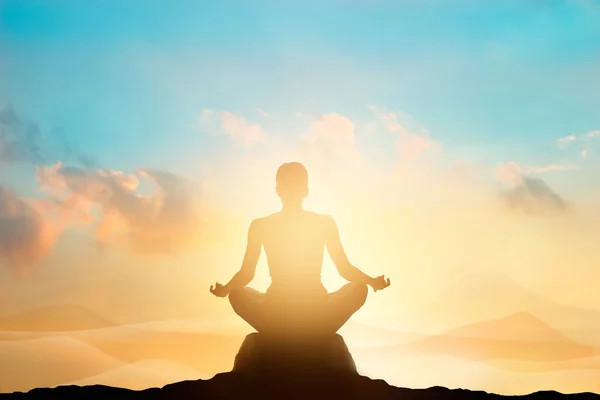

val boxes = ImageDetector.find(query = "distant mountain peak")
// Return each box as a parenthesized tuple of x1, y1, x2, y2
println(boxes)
(0, 303, 114, 332)
(446, 311, 575, 344)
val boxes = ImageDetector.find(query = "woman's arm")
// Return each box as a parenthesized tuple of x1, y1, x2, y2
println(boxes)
(210, 219, 262, 297)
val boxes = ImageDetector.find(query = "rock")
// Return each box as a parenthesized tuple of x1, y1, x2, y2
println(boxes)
(232, 333, 357, 376)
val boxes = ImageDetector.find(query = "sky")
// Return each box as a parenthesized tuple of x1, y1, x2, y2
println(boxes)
(4, 0, 600, 395)
(1, 0, 600, 325)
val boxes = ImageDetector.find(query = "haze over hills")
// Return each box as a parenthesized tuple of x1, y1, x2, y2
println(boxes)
(3, 331, 600, 399)
(445, 312, 580, 343)
(354, 351, 600, 395)
(339, 320, 424, 348)
(2, 298, 600, 395)
(80, 329, 245, 373)
(405, 272, 600, 334)
(0, 336, 122, 393)
(371, 312, 596, 363)
(0, 304, 115, 332)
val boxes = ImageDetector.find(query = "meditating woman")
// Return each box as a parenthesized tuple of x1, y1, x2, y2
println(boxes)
(210, 162, 390, 338)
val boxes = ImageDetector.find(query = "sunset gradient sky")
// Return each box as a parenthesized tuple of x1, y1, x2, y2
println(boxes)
(1, 0, 600, 332)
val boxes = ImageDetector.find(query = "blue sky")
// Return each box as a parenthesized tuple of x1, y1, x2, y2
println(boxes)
(1, 0, 599, 189)
(4, 1, 600, 347)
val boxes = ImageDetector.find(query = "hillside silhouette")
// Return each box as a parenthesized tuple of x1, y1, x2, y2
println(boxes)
(3, 333, 600, 400)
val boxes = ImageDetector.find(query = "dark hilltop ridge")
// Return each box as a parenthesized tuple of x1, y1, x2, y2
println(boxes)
(2, 334, 599, 400)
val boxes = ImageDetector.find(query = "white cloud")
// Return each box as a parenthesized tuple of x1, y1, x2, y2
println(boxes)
(586, 130, 600, 138)
(199, 108, 214, 124)
(557, 130, 600, 147)
(557, 134, 577, 145)
(556, 130, 600, 163)
(522, 164, 581, 173)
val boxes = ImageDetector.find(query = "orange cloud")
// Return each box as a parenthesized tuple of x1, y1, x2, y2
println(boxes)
(35, 163, 203, 253)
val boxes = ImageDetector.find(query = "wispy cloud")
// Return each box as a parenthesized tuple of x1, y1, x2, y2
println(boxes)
(0, 105, 44, 165)
(367, 105, 439, 164)
(199, 109, 266, 146)
(297, 113, 363, 176)
(522, 164, 581, 173)
(556, 129, 599, 164)
(0, 104, 98, 168)
(557, 134, 577, 146)
(301, 113, 359, 158)
(556, 130, 600, 147)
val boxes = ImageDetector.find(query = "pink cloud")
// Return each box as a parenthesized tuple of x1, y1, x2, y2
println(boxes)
(200, 109, 266, 146)
(302, 113, 358, 155)
(496, 161, 525, 186)
(219, 111, 266, 145)
(35, 163, 203, 254)
(297, 113, 363, 173)
(367, 105, 439, 164)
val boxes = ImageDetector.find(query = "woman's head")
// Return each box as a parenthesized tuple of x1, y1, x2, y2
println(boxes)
(276, 162, 309, 202)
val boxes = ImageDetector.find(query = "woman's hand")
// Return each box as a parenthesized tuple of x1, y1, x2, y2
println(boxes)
(369, 275, 391, 292)
(209, 282, 229, 298)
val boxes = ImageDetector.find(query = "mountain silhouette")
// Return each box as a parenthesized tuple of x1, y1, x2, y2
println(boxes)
(446, 312, 578, 343)
(408, 272, 600, 333)
(378, 312, 596, 362)
(63, 359, 207, 390)
(0, 304, 115, 332)
(2, 333, 600, 400)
